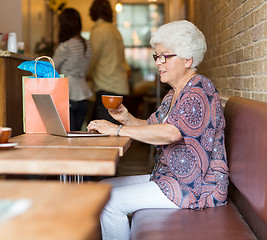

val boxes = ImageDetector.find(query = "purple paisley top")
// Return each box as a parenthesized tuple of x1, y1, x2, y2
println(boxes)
(148, 74, 229, 209)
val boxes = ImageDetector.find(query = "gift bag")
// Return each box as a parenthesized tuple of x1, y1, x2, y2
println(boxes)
(21, 56, 70, 133)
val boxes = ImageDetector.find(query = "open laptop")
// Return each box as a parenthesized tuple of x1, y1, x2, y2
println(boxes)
(32, 94, 109, 137)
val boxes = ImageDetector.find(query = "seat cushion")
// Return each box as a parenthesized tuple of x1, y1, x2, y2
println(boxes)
(130, 201, 256, 240)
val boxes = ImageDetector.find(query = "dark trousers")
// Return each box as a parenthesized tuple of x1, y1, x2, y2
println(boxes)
(70, 99, 89, 131)
(93, 90, 121, 124)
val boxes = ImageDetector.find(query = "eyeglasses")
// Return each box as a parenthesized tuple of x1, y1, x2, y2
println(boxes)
(152, 53, 177, 63)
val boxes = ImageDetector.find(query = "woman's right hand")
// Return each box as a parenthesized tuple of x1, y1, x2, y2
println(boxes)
(108, 104, 130, 125)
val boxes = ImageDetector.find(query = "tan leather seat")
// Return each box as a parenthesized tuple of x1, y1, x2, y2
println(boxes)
(130, 201, 256, 240)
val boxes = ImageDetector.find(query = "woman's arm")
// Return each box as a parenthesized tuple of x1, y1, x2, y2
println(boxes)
(87, 119, 182, 145)
(87, 28, 103, 74)
(108, 104, 147, 126)
(118, 123, 182, 145)
(53, 43, 68, 69)
(87, 99, 182, 145)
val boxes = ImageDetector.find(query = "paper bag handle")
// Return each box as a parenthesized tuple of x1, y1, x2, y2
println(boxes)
(34, 56, 56, 78)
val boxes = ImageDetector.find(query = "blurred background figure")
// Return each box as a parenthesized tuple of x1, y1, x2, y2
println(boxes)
(88, 0, 129, 124)
(53, 8, 93, 131)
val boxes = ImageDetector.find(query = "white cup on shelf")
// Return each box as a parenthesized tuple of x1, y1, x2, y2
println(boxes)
(7, 32, 17, 53)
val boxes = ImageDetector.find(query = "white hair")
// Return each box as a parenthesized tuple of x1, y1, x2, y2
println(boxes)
(150, 20, 207, 70)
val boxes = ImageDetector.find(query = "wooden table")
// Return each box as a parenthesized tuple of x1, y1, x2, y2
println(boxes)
(11, 133, 132, 157)
(0, 147, 119, 176)
(0, 180, 111, 240)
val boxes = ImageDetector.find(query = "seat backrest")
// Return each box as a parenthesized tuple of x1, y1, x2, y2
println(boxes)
(224, 96, 267, 239)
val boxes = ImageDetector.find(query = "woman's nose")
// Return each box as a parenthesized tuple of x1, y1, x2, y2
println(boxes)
(155, 58, 162, 66)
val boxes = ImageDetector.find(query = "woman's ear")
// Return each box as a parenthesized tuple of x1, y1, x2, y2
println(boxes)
(185, 58, 193, 69)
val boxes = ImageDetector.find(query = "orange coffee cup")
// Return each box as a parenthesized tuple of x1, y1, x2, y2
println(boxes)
(102, 95, 123, 109)
(0, 127, 12, 144)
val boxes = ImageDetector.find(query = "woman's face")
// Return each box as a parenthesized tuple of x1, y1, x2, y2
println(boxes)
(154, 44, 187, 88)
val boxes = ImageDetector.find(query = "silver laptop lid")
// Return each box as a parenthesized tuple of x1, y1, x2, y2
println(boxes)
(32, 94, 68, 137)
(32, 94, 109, 137)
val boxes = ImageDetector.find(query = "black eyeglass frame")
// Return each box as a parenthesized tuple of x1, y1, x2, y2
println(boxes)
(153, 53, 177, 63)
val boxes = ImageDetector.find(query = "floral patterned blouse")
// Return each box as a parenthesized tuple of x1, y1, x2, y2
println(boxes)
(148, 74, 229, 209)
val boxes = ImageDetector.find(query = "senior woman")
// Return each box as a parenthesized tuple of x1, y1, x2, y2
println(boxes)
(87, 20, 229, 240)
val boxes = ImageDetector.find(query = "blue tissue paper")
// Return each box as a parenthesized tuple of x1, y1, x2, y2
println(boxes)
(18, 60, 60, 78)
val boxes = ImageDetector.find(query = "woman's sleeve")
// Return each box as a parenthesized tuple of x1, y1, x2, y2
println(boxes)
(166, 86, 218, 170)
(53, 43, 68, 70)
(167, 86, 212, 140)
(147, 90, 173, 125)
(88, 28, 103, 73)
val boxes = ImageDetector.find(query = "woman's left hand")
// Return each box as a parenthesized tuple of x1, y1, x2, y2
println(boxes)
(87, 120, 118, 135)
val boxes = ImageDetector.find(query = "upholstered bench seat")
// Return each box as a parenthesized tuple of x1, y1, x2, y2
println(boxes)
(130, 200, 256, 240)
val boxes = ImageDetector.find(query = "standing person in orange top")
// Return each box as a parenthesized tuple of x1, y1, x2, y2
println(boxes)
(88, 0, 129, 123)
(53, 8, 93, 131)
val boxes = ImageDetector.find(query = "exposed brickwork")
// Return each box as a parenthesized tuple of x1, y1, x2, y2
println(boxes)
(187, 0, 267, 103)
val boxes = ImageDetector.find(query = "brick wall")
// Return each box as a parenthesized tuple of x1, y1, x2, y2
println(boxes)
(187, 0, 267, 104)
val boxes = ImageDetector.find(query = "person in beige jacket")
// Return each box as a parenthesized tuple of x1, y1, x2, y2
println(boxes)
(88, 0, 129, 123)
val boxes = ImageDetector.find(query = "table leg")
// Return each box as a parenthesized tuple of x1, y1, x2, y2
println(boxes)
(59, 174, 83, 184)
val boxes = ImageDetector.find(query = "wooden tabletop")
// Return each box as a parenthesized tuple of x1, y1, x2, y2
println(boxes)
(11, 133, 132, 157)
(0, 147, 119, 176)
(0, 180, 111, 240)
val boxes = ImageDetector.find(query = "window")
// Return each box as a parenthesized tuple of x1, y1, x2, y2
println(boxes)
(117, 4, 164, 83)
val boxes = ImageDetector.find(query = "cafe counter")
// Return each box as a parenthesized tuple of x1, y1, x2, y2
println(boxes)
(0, 51, 32, 136)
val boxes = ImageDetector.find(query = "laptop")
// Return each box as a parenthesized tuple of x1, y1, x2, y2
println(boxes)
(32, 94, 109, 137)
